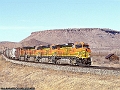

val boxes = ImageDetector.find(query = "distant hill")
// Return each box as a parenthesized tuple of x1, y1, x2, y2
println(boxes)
(21, 28, 120, 49)
(0, 28, 120, 52)
(0, 41, 21, 49)
(20, 38, 49, 47)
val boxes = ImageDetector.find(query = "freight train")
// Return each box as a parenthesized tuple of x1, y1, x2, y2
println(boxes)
(3, 42, 92, 66)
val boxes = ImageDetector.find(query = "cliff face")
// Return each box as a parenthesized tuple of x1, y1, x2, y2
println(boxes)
(21, 28, 120, 49)
(0, 28, 120, 51)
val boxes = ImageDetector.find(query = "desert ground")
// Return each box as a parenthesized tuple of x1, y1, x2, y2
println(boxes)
(0, 55, 120, 90)
(92, 55, 120, 68)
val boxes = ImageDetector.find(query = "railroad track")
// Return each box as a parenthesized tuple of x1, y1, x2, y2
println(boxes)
(2, 55, 120, 76)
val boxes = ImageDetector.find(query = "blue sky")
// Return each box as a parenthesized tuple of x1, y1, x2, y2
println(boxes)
(0, 0, 120, 42)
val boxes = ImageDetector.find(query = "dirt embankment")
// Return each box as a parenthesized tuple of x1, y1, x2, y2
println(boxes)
(0, 55, 120, 90)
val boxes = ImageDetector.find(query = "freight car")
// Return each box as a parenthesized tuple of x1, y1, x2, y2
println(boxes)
(3, 42, 92, 66)
(4, 48, 17, 59)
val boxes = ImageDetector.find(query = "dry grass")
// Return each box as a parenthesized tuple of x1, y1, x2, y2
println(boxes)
(0, 55, 120, 90)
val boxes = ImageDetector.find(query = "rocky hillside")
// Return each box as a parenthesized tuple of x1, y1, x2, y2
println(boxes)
(0, 41, 21, 50)
(20, 39, 49, 47)
(21, 28, 120, 49)
(0, 28, 120, 51)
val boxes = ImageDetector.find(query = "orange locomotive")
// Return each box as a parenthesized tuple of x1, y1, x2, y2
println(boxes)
(17, 42, 91, 66)
(4, 42, 91, 66)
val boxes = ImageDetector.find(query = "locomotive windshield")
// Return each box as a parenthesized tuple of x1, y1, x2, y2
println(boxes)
(75, 44, 82, 49)
(75, 43, 89, 48)
(83, 45, 89, 48)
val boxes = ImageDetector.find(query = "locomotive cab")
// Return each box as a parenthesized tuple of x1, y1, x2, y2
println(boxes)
(71, 42, 91, 66)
